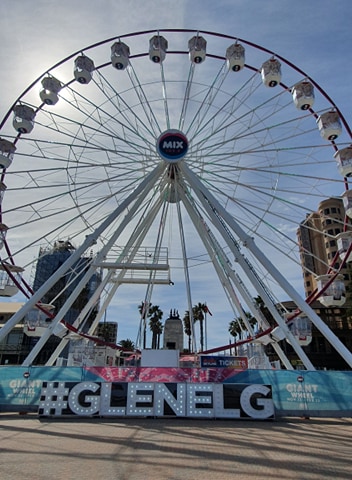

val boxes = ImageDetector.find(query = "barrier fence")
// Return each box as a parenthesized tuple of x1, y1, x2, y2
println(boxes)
(0, 366, 351, 418)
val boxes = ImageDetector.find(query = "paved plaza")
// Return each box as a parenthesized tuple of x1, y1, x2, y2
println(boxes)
(0, 414, 351, 479)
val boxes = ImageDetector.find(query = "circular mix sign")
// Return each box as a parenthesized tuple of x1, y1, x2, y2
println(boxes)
(156, 130, 188, 162)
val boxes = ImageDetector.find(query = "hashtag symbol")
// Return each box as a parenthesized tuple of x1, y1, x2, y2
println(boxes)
(38, 382, 69, 416)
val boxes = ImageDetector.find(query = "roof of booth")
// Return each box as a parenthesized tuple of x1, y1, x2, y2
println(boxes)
(0, 302, 24, 314)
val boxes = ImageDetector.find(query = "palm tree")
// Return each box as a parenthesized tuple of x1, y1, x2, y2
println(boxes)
(254, 296, 276, 327)
(118, 338, 135, 351)
(149, 305, 163, 349)
(138, 301, 151, 348)
(229, 319, 243, 341)
(183, 310, 192, 352)
(229, 311, 257, 342)
(193, 302, 208, 352)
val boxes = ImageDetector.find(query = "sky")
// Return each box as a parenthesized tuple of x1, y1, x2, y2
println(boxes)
(0, 0, 352, 354)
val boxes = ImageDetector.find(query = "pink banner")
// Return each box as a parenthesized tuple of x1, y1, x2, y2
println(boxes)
(85, 366, 244, 383)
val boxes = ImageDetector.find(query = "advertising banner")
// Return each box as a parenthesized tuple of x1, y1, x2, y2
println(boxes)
(0, 366, 351, 417)
(200, 355, 248, 369)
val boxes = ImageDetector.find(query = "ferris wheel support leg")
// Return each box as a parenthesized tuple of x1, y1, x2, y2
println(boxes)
(175, 197, 198, 353)
(180, 163, 316, 370)
(0, 163, 164, 345)
(20, 164, 164, 366)
(45, 270, 115, 366)
(179, 184, 294, 370)
(225, 217, 352, 369)
(180, 163, 352, 369)
(270, 343, 294, 370)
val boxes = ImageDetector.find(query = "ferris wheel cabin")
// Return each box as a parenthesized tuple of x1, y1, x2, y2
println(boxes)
(39, 76, 62, 106)
(149, 35, 168, 63)
(0, 263, 24, 297)
(0, 138, 16, 169)
(23, 304, 55, 337)
(317, 111, 342, 141)
(12, 105, 36, 134)
(261, 57, 282, 87)
(0, 224, 8, 250)
(74, 55, 95, 83)
(316, 274, 346, 307)
(111, 41, 130, 70)
(336, 231, 352, 262)
(226, 43, 245, 72)
(334, 146, 352, 177)
(342, 190, 352, 218)
(188, 35, 207, 64)
(286, 314, 312, 346)
(291, 81, 315, 110)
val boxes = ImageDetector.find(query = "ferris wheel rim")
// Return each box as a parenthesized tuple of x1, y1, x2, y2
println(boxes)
(1, 27, 351, 139)
(0, 29, 351, 364)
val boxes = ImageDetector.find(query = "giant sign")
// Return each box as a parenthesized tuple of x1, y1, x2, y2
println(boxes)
(38, 382, 274, 419)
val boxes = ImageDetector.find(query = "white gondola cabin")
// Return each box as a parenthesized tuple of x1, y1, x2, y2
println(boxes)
(317, 111, 342, 141)
(188, 36, 206, 64)
(226, 43, 245, 72)
(342, 190, 352, 219)
(286, 314, 312, 346)
(292, 81, 315, 110)
(0, 182, 6, 206)
(336, 231, 352, 262)
(13, 105, 36, 134)
(316, 274, 346, 307)
(334, 146, 352, 177)
(0, 138, 16, 169)
(149, 35, 168, 63)
(0, 224, 8, 250)
(0, 263, 24, 297)
(261, 58, 281, 87)
(270, 326, 286, 342)
(23, 304, 55, 337)
(74, 55, 95, 83)
(111, 42, 130, 70)
(39, 76, 62, 105)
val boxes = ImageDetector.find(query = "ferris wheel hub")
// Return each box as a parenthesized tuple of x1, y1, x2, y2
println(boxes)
(156, 129, 188, 163)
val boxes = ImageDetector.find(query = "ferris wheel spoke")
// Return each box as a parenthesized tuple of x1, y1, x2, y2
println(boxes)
(187, 70, 262, 143)
(190, 92, 302, 154)
(177, 60, 228, 135)
(159, 62, 171, 131)
(92, 70, 159, 144)
(126, 64, 163, 135)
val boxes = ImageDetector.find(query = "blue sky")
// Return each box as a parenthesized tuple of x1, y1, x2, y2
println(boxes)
(0, 0, 351, 122)
(0, 0, 352, 351)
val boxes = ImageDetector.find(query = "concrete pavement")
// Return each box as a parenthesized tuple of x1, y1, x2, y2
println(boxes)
(0, 414, 351, 479)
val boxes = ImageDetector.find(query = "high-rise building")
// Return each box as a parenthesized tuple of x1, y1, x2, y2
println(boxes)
(94, 321, 118, 344)
(33, 240, 101, 325)
(297, 197, 352, 298)
(26, 240, 102, 364)
(292, 197, 352, 369)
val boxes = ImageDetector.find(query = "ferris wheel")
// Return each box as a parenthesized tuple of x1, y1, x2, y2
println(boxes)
(0, 29, 351, 369)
